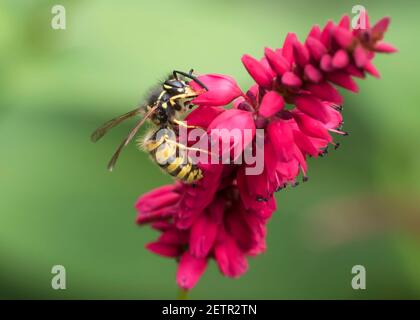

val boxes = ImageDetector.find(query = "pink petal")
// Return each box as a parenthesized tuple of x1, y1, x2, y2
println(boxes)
(293, 144, 307, 176)
(338, 15, 351, 29)
(333, 26, 355, 48)
(293, 40, 310, 66)
(176, 251, 208, 289)
(260, 56, 276, 78)
(374, 42, 398, 53)
(159, 229, 188, 245)
(332, 49, 349, 69)
(258, 91, 285, 118)
(135, 191, 179, 214)
(320, 54, 333, 72)
(135, 185, 180, 224)
(292, 111, 332, 142)
(281, 71, 302, 88)
(293, 129, 319, 157)
(346, 64, 366, 79)
(294, 94, 330, 123)
(372, 17, 390, 38)
(353, 45, 369, 68)
(185, 106, 224, 129)
(240, 210, 267, 255)
(191, 74, 243, 107)
(146, 242, 181, 258)
(307, 25, 322, 40)
(208, 109, 255, 136)
(225, 207, 265, 255)
(176, 165, 223, 229)
(136, 184, 177, 205)
(238, 165, 270, 203)
(241, 54, 274, 88)
(151, 221, 172, 231)
(323, 103, 343, 129)
(327, 72, 359, 93)
(364, 61, 380, 78)
(189, 202, 223, 258)
(208, 108, 256, 160)
(321, 20, 335, 48)
(304, 64, 323, 83)
(305, 82, 343, 105)
(306, 37, 327, 61)
(214, 229, 248, 278)
(282, 32, 298, 63)
(136, 206, 176, 224)
(267, 119, 295, 161)
(264, 47, 290, 76)
(237, 141, 280, 205)
(245, 84, 259, 106)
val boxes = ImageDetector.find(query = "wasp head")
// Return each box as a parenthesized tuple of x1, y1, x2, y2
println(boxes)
(163, 79, 187, 95)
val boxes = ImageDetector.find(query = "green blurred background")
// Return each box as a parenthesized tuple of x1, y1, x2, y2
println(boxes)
(0, 0, 419, 299)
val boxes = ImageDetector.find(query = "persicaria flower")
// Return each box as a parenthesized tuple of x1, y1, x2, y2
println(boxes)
(135, 12, 396, 293)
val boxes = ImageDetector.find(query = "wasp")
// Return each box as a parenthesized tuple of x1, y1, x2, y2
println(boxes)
(91, 70, 209, 183)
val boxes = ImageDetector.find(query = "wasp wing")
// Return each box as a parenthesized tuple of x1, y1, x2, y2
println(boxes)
(107, 104, 159, 171)
(91, 108, 142, 142)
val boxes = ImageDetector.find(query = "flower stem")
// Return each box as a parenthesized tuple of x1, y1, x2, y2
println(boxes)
(177, 288, 189, 300)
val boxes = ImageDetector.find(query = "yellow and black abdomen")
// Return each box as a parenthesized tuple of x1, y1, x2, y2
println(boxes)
(142, 130, 203, 184)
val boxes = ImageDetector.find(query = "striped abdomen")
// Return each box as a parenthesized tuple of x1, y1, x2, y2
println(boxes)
(143, 131, 203, 184)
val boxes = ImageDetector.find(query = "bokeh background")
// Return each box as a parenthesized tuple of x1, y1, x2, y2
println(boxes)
(0, 0, 419, 299)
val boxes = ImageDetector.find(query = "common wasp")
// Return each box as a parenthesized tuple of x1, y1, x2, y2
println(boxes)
(91, 70, 208, 183)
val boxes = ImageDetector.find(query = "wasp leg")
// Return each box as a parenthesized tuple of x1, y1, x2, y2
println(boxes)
(172, 119, 199, 129)
(169, 92, 198, 104)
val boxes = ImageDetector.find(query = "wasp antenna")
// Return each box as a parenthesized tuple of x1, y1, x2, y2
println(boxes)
(173, 70, 209, 91)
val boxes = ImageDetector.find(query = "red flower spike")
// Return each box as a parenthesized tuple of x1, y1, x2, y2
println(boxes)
(134, 13, 396, 291)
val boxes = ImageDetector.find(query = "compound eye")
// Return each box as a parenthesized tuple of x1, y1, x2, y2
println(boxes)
(172, 80, 184, 89)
